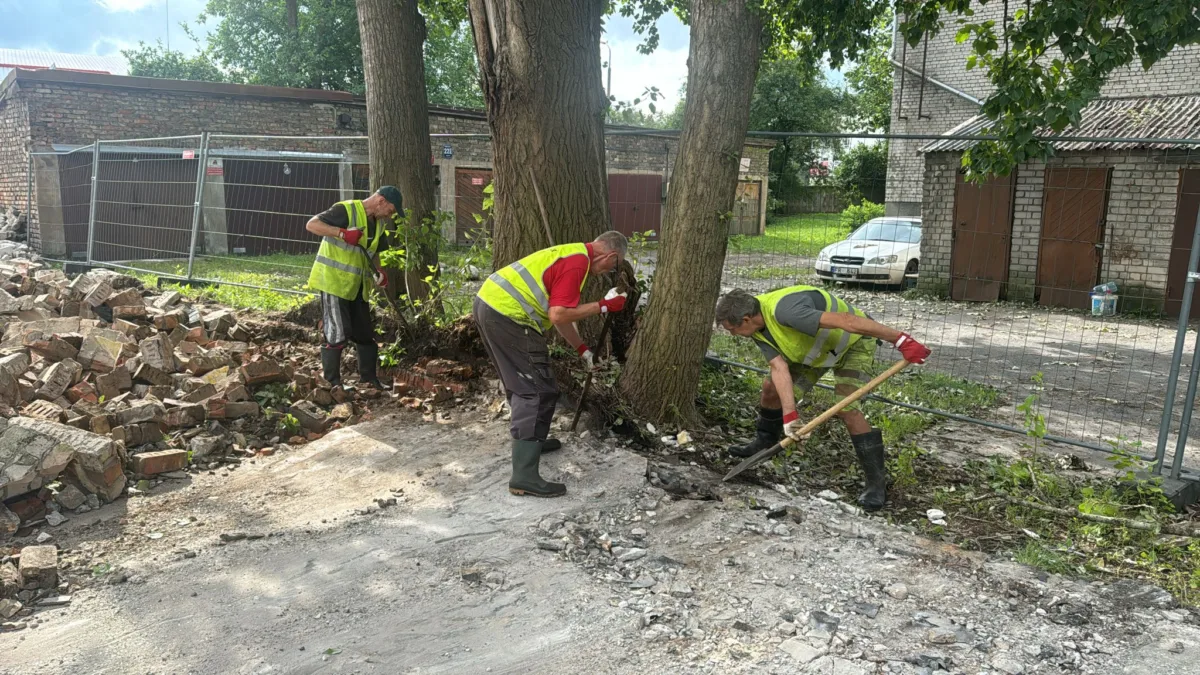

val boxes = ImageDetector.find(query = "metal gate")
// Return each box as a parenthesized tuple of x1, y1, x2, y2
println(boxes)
(454, 167, 492, 245)
(1167, 168, 1200, 318)
(1037, 167, 1111, 309)
(950, 170, 1015, 302)
(608, 173, 662, 238)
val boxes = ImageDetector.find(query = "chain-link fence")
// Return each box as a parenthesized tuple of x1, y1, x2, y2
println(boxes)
(18, 129, 1200, 481)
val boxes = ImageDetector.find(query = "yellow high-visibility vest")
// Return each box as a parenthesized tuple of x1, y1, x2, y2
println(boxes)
(752, 284, 867, 367)
(477, 243, 589, 332)
(306, 200, 382, 300)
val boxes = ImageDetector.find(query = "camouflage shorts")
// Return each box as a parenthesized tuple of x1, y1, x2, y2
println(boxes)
(788, 338, 877, 411)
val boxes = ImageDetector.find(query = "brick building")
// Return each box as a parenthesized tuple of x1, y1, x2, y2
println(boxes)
(888, 3, 1200, 313)
(0, 68, 772, 260)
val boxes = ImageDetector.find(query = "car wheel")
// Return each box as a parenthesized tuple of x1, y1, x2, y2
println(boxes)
(901, 259, 919, 291)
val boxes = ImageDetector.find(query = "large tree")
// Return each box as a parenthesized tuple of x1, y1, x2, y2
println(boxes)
(355, 0, 440, 302)
(844, 7, 894, 133)
(466, 0, 611, 268)
(123, 41, 229, 82)
(618, 0, 767, 422)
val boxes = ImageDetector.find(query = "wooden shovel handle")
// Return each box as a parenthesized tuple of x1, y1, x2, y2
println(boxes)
(784, 358, 911, 443)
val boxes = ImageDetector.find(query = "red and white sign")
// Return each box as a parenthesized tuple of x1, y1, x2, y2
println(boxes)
(206, 166, 224, 176)
(182, 150, 195, 159)
(471, 177, 484, 186)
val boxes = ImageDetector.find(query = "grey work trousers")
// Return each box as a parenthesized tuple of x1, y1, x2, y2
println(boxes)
(472, 297, 558, 441)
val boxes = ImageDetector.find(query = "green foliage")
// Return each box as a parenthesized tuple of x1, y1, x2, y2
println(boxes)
(423, 19, 485, 108)
(123, 41, 229, 82)
(838, 199, 885, 231)
(833, 142, 888, 205)
(278, 413, 301, 435)
(748, 61, 848, 201)
(254, 383, 294, 410)
(728, 213, 848, 257)
(380, 343, 407, 368)
(897, 0, 1200, 181)
(379, 209, 488, 328)
(844, 7, 894, 133)
(124, 253, 314, 312)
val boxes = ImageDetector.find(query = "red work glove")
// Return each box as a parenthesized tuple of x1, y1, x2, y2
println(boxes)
(598, 288, 627, 314)
(782, 411, 811, 441)
(895, 333, 931, 364)
(340, 228, 363, 246)
(577, 344, 595, 370)
(373, 266, 388, 289)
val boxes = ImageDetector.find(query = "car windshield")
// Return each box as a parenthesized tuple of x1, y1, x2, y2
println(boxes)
(849, 220, 921, 243)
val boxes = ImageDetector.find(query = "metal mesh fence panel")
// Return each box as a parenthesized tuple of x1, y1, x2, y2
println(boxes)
(27, 145, 97, 264)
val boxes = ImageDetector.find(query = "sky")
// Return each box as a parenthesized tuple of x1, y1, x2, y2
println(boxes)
(0, 1, 846, 115)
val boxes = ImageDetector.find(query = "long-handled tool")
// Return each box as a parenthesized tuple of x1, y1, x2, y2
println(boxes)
(355, 240, 412, 332)
(570, 311, 614, 433)
(722, 358, 912, 482)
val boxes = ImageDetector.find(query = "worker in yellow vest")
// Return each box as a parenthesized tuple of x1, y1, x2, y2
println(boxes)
(715, 286, 931, 511)
(305, 186, 402, 390)
(475, 231, 629, 498)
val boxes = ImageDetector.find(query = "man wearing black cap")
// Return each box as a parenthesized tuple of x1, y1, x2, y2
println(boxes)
(305, 186, 403, 389)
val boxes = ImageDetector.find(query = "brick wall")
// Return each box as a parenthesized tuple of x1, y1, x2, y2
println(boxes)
(920, 149, 1198, 308)
(0, 86, 30, 218)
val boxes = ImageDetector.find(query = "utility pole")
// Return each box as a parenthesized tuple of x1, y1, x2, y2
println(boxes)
(600, 40, 612, 98)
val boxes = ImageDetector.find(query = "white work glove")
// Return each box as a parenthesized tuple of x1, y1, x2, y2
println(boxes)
(782, 411, 811, 441)
(598, 287, 628, 314)
(577, 344, 595, 370)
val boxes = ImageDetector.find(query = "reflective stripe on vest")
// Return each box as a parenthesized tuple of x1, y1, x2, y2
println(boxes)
(307, 200, 382, 301)
(752, 284, 866, 367)
(477, 243, 589, 332)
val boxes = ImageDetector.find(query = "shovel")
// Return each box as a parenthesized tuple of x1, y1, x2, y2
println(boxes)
(722, 358, 912, 482)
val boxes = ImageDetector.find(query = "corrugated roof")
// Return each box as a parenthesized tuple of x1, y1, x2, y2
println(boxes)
(0, 49, 128, 79)
(921, 95, 1200, 153)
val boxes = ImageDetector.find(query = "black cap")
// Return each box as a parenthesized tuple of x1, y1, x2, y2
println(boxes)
(377, 185, 403, 213)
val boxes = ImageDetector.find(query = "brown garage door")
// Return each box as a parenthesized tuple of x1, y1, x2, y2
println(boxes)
(608, 173, 662, 238)
(950, 170, 1015, 302)
(1037, 167, 1111, 309)
(223, 158, 341, 256)
(455, 168, 492, 245)
(91, 152, 198, 263)
(1167, 168, 1200, 318)
(728, 181, 761, 236)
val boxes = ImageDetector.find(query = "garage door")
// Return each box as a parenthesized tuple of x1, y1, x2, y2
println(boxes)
(222, 158, 341, 256)
(455, 168, 493, 245)
(608, 173, 662, 238)
(1167, 168, 1200, 318)
(950, 170, 1015, 302)
(1036, 167, 1111, 309)
(92, 151, 199, 263)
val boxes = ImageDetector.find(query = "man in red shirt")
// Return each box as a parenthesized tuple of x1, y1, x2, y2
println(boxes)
(475, 231, 629, 498)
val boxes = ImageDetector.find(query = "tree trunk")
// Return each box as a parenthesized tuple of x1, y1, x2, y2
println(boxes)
(619, 0, 765, 424)
(466, 0, 610, 269)
(356, 0, 438, 302)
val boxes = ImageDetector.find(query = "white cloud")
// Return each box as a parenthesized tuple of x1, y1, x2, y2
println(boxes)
(95, 0, 161, 12)
(605, 38, 689, 113)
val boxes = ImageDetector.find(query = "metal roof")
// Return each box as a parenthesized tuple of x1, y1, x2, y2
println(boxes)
(921, 95, 1200, 153)
(0, 49, 128, 79)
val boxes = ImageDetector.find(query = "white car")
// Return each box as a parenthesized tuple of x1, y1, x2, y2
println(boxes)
(815, 217, 922, 289)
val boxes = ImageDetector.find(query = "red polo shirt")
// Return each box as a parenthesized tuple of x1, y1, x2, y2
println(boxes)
(543, 243, 592, 309)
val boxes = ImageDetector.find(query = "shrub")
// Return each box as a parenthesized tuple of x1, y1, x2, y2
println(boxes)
(834, 142, 888, 204)
(839, 199, 884, 231)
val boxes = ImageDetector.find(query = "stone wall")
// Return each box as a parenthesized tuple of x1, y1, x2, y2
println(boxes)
(920, 149, 1198, 310)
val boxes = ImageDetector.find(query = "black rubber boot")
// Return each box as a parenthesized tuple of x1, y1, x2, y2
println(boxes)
(851, 429, 888, 511)
(355, 342, 390, 389)
(541, 438, 562, 453)
(509, 440, 566, 498)
(729, 407, 783, 458)
(320, 347, 343, 387)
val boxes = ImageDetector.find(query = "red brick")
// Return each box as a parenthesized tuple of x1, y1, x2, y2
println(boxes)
(240, 359, 286, 386)
(130, 449, 188, 475)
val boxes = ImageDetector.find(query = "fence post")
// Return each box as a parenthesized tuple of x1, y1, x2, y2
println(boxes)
(85, 140, 101, 266)
(186, 132, 210, 281)
(1169, 325, 1200, 479)
(1155, 207, 1200, 474)
(25, 150, 33, 252)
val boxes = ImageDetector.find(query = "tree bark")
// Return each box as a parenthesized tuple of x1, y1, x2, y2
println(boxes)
(619, 0, 765, 424)
(466, 0, 610, 268)
(356, 0, 438, 301)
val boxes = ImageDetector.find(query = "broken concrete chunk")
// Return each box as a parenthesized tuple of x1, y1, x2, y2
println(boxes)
(224, 401, 260, 419)
(18, 545, 57, 589)
(112, 305, 148, 321)
(164, 402, 206, 428)
(138, 334, 179, 374)
(202, 309, 236, 336)
(8, 417, 127, 501)
(188, 433, 229, 460)
(180, 383, 216, 403)
(77, 329, 128, 373)
(153, 290, 181, 309)
(52, 483, 86, 510)
(111, 421, 164, 447)
(115, 401, 166, 426)
(82, 279, 113, 307)
(228, 324, 251, 342)
(0, 504, 18, 538)
(133, 363, 172, 387)
(288, 400, 328, 432)
(186, 351, 228, 376)
(103, 288, 142, 308)
(37, 359, 83, 401)
(95, 367, 132, 399)
(24, 333, 79, 362)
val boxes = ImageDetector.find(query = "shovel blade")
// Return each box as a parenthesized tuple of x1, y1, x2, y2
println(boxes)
(722, 437, 798, 482)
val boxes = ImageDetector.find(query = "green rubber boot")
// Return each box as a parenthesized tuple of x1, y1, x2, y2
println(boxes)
(851, 429, 888, 511)
(541, 438, 562, 453)
(729, 407, 783, 458)
(509, 440, 566, 498)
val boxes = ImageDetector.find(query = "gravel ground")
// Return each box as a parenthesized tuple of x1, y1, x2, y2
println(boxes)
(3, 409, 1198, 675)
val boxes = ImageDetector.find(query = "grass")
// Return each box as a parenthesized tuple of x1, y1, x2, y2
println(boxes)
(728, 212, 848, 257)
(726, 265, 803, 281)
